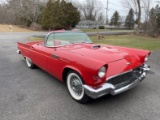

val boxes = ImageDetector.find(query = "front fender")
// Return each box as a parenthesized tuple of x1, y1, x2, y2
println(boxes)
(110, 45, 151, 63)
(61, 61, 106, 87)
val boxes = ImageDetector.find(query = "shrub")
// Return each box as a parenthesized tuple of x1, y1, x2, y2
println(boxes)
(99, 26, 105, 29)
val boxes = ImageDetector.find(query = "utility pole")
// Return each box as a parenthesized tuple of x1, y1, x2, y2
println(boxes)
(106, 0, 109, 26)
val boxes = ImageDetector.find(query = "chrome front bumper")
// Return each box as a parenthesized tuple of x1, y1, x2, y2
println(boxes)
(83, 64, 150, 99)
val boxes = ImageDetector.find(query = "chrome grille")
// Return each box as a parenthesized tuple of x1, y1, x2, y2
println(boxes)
(107, 67, 142, 89)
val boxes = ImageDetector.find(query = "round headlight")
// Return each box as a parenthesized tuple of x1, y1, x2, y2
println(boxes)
(144, 55, 149, 62)
(98, 66, 106, 78)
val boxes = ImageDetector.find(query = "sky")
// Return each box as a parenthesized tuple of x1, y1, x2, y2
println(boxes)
(0, 0, 159, 20)
(99, 0, 159, 18)
(75, 0, 160, 22)
(75, 0, 159, 20)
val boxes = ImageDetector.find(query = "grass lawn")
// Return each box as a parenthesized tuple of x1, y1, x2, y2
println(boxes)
(90, 35, 160, 51)
(81, 29, 108, 32)
(81, 28, 131, 33)
(29, 35, 160, 51)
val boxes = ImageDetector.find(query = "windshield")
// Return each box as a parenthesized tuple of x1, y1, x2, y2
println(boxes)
(46, 32, 92, 47)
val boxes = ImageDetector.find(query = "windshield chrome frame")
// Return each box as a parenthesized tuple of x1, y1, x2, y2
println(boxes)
(44, 31, 92, 48)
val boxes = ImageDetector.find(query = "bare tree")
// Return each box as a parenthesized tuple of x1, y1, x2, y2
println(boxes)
(74, 0, 102, 21)
(142, 0, 152, 21)
(121, 0, 138, 18)
(137, 0, 141, 29)
(97, 12, 105, 25)
(121, 0, 142, 33)
(122, 0, 154, 33)
(141, 0, 152, 34)
(0, 3, 16, 23)
(0, 0, 44, 26)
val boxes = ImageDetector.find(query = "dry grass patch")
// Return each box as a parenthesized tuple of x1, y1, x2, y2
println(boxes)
(0, 24, 34, 32)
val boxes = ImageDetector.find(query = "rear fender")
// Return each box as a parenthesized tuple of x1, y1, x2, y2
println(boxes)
(17, 42, 32, 58)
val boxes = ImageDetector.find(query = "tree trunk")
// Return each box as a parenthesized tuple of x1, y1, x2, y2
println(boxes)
(137, 0, 141, 34)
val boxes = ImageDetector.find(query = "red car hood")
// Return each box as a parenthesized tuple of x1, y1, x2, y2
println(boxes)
(60, 44, 134, 63)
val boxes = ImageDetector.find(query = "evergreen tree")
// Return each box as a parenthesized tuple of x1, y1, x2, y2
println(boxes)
(147, 5, 160, 37)
(40, 0, 80, 30)
(155, 5, 160, 28)
(110, 11, 121, 28)
(149, 5, 160, 28)
(125, 8, 135, 30)
(40, 0, 54, 30)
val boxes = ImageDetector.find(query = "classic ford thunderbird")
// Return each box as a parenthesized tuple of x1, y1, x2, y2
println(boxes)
(17, 31, 151, 103)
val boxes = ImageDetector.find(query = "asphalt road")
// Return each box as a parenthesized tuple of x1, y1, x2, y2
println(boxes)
(0, 32, 160, 120)
(87, 30, 133, 36)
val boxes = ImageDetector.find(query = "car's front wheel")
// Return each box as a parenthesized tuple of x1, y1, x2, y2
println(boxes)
(25, 57, 36, 69)
(66, 71, 90, 103)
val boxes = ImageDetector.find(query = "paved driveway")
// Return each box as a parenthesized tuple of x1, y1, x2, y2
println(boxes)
(0, 32, 160, 120)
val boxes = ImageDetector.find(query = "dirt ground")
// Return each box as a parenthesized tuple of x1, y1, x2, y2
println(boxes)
(0, 24, 34, 32)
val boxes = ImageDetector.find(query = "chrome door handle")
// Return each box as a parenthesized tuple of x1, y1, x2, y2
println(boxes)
(30, 47, 34, 50)
(52, 54, 59, 59)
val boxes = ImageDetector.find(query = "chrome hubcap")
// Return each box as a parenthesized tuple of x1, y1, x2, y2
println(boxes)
(70, 76, 83, 96)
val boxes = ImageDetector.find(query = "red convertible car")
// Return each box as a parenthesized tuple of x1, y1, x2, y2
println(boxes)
(17, 31, 151, 103)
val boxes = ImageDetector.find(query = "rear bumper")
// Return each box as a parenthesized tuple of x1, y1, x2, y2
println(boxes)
(83, 64, 150, 99)
(17, 49, 21, 54)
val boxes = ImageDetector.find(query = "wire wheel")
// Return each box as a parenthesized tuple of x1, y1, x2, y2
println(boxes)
(66, 71, 90, 103)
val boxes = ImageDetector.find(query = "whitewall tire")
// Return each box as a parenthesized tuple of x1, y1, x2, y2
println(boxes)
(66, 71, 90, 103)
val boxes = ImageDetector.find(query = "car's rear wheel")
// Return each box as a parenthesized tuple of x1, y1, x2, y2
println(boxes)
(25, 57, 36, 69)
(66, 71, 90, 103)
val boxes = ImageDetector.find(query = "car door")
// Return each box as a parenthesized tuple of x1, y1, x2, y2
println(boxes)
(47, 49, 67, 81)
(29, 42, 64, 80)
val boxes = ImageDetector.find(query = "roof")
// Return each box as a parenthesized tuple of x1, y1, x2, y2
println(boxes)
(78, 20, 97, 25)
(48, 30, 84, 35)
